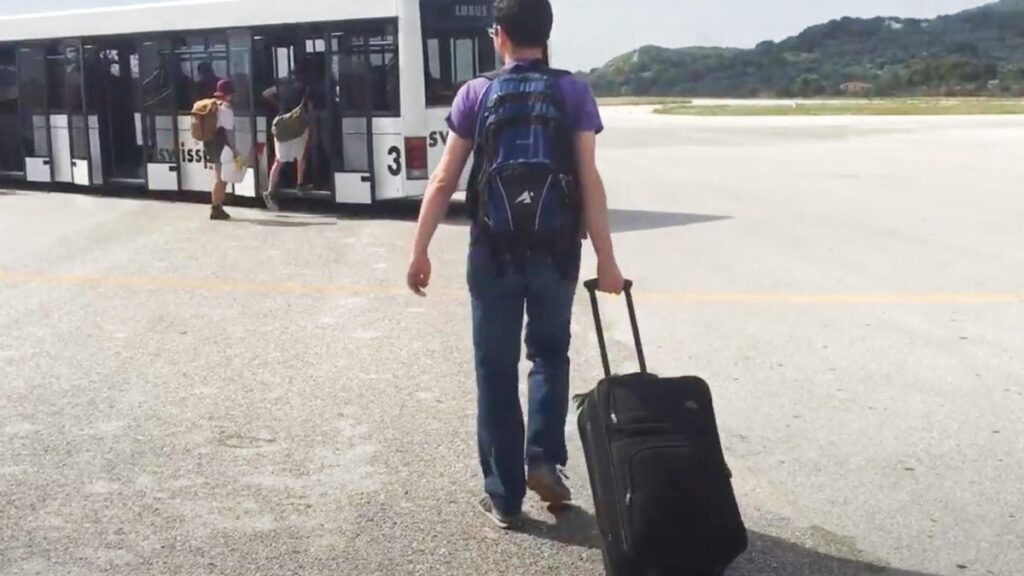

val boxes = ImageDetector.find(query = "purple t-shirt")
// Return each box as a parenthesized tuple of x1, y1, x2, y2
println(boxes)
(446, 60, 604, 140)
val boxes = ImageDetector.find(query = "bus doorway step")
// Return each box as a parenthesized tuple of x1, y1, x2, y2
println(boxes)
(274, 187, 333, 200)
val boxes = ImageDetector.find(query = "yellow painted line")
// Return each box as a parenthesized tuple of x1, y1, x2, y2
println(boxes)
(640, 292, 1024, 304)
(0, 270, 1020, 304)
(0, 270, 423, 298)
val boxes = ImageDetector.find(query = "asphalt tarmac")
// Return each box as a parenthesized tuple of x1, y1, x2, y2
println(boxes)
(1, 110, 1021, 575)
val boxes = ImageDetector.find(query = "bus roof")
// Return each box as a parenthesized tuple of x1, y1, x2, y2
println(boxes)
(0, 0, 401, 43)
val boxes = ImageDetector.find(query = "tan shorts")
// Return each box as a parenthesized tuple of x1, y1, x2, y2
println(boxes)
(275, 130, 309, 163)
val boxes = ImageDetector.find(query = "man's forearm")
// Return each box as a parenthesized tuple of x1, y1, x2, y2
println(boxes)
(581, 169, 616, 261)
(412, 174, 458, 257)
(411, 134, 473, 259)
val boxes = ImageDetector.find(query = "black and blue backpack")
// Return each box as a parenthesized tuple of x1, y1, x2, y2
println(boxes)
(467, 61, 580, 275)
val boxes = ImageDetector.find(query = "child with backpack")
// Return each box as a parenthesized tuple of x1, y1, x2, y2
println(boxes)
(191, 79, 236, 220)
(406, 0, 625, 529)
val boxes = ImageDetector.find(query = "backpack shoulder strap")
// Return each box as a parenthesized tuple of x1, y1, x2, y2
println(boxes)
(480, 68, 504, 81)
(505, 60, 570, 78)
(194, 98, 216, 113)
(472, 70, 506, 143)
(472, 64, 575, 141)
(524, 67, 572, 118)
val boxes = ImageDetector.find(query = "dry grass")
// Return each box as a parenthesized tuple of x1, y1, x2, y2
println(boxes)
(598, 96, 693, 107)
(655, 99, 1024, 116)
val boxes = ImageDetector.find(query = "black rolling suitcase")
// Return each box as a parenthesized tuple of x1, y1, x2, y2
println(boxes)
(575, 279, 748, 576)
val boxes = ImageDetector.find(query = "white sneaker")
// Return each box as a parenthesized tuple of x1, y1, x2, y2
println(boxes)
(476, 496, 522, 530)
(262, 188, 279, 211)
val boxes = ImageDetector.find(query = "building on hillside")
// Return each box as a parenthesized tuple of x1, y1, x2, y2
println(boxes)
(840, 82, 874, 95)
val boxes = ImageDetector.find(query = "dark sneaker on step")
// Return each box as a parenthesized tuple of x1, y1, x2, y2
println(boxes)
(476, 496, 522, 530)
(527, 465, 572, 505)
(210, 206, 231, 220)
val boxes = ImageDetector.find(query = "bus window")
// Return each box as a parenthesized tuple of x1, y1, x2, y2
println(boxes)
(421, 0, 496, 107)
(0, 47, 24, 173)
(16, 46, 49, 158)
(333, 23, 400, 117)
(46, 46, 67, 113)
(140, 40, 179, 115)
(175, 34, 228, 109)
(65, 45, 88, 163)
(426, 38, 441, 81)
(140, 39, 180, 164)
(453, 38, 476, 84)
(366, 29, 399, 115)
(423, 33, 494, 106)
(274, 46, 294, 80)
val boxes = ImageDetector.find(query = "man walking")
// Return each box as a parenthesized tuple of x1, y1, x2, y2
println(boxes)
(262, 66, 314, 210)
(406, 0, 625, 529)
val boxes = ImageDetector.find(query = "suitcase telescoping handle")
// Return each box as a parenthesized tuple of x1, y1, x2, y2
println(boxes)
(583, 279, 648, 378)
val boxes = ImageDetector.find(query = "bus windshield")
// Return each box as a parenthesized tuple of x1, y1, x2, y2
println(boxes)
(420, 0, 496, 107)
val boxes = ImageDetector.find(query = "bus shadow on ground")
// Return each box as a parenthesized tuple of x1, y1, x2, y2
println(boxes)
(335, 200, 731, 235)
(519, 507, 936, 575)
(609, 209, 731, 234)
(229, 215, 337, 228)
(340, 198, 470, 224)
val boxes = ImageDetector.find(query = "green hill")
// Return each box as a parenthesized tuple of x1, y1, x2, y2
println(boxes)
(583, 0, 1024, 98)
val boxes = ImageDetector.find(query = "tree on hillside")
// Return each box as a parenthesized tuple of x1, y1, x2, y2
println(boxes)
(793, 74, 827, 97)
(584, 0, 1024, 98)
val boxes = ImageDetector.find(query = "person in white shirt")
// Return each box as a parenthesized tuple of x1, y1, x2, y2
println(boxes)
(206, 79, 236, 221)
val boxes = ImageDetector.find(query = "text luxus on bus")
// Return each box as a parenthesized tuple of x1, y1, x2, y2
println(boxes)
(0, 0, 509, 205)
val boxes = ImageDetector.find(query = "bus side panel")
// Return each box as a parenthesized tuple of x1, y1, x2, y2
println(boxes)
(176, 116, 215, 192)
(397, 0, 426, 136)
(372, 117, 404, 201)
(394, 0, 428, 202)
(426, 107, 470, 192)
(89, 115, 103, 186)
(402, 176, 428, 199)
(426, 107, 447, 177)
(335, 173, 372, 204)
(174, 114, 256, 196)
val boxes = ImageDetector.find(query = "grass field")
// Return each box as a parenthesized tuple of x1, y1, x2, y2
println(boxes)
(655, 99, 1024, 116)
(598, 96, 693, 106)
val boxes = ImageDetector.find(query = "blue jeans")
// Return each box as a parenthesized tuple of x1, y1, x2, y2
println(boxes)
(468, 243, 582, 516)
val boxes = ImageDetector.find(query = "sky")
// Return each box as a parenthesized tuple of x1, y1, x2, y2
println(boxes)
(6, 0, 995, 70)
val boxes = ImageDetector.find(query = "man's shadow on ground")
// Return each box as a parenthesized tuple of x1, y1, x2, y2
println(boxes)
(521, 505, 937, 575)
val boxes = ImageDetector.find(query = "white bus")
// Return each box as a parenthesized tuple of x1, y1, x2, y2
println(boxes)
(0, 0, 499, 205)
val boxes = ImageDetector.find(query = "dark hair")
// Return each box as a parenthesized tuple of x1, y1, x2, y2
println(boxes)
(493, 0, 553, 48)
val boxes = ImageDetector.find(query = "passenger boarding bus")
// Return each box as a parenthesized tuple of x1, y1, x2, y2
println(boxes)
(0, 0, 499, 205)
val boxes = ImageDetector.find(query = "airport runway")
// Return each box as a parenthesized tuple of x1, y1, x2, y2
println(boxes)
(1, 109, 1022, 575)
